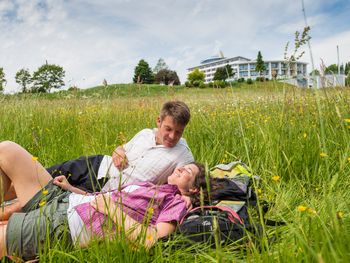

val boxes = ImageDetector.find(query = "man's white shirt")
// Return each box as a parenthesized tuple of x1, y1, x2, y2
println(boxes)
(99, 128, 194, 191)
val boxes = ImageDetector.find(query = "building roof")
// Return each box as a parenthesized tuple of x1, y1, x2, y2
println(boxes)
(188, 56, 251, 70)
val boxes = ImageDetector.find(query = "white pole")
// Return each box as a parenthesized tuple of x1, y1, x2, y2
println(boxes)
(337, 45, 340, 75)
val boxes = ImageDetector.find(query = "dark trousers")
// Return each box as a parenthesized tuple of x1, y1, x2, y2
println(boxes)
(46, 155, 108, 192)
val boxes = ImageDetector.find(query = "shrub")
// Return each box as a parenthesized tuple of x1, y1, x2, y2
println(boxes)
(185, 81, 191, 88)
(256, 77, 266, 82)
(237, 78, 245, 83)
(227, 81, 238, 87)
(199, 82, 206, 89)
(213, 80, 226, 88)
(247, 78, 253, 84)
(192, 80, 201, 87)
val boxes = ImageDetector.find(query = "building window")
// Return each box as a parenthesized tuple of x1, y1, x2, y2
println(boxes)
(239, 65, 248, 70)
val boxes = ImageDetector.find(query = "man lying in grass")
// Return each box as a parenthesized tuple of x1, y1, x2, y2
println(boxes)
(0, 141, 211, 260)
(0, 100, 194, 221)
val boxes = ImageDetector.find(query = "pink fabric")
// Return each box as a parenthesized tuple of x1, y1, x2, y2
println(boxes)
(74, 182, 187, 237)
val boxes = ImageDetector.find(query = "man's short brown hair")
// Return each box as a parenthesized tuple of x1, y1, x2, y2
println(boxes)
(160, 101, 191, 126)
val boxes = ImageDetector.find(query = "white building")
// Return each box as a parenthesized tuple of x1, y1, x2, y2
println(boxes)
(187, 55, 308, 83)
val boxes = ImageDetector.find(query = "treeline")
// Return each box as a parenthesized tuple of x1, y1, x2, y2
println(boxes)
(133, 58, 180, 85)
(0, 63, 65, 94)
(309, 62, 350, 85)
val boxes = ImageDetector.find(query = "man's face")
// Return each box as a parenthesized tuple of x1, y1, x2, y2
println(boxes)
(155, 116, 185, 147)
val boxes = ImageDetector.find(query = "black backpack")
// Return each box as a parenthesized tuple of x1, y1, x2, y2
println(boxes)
(177, 205, 245, 245)
(176, 161, 271, 245)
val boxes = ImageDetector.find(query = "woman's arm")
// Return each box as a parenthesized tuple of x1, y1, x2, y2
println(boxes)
(90, 194, 176, 248)
(53, 175, 88, 195)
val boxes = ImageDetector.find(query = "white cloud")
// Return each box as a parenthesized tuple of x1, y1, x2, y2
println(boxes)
(310, 30, 350, 68)
(1, 0, 349, 93)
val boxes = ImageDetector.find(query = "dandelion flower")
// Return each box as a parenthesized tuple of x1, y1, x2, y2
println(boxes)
(320, 152, 328, 157)
(336, 211, 344, 219)
(272, 175, 280, 182)
(307, 208, 316, 215)
(148, 207, 154, 215)
(42, 189, 48, 195)
(347, 157, 350, 163)
(297, 205, 307, 212)
(344, 118, 350, 123)
(39, 200, 46, 207)
(303, 133, 307, 138)
(32, 156, 38, 161)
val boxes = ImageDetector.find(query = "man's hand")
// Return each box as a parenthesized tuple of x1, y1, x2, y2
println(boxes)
(112, 146, 128, 170)
(53, 175, 73, 191)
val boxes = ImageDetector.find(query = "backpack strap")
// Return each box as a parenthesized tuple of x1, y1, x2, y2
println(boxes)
(180, 205, 243, 225)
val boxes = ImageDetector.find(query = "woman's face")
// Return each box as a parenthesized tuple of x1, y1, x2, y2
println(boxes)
(167, 164, 199, 194)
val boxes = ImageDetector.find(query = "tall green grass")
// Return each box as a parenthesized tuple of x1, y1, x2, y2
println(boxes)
(1, 82, 350, 262)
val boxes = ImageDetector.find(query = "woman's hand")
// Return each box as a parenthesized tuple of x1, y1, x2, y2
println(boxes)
(53, 175, 72, 191)
(180, 195, 193, 210)
(90, 194, 116, 216)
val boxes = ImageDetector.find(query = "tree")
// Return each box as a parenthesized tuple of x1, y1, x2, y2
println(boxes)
(213, 64, 234, 81)
(15, 68, 32, 93)
(309, 69, 320, 76)
(153, 58, 168, 74)
(345, 62, 350, 75)
(0, 67, 6, 93)
(133, 59, 154, 84)
(155, 69, 180, 85)
(187, 68, 205, 84)
(255, 51, 266, 76)
(325, 64, 339, 74)
(32, 63, 65, 93)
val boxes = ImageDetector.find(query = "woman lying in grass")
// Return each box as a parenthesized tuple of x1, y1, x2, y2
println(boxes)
(0, 141, 211, 260)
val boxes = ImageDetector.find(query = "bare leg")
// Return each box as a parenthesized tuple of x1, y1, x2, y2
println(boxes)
(0, 141, 52, 208)
(0, 221, 7, 258)
(0, 201, 21, 221)
(3, 184, 16, 201)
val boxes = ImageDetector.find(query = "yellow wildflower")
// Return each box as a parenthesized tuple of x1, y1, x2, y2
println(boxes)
(32, 156, 38, 161)
(39, 200, 46, 207)
(42, 189, 48, 195)
(146, 234, 154, 242)
(344, 118, 350, 123)
(347, 157, 350, 163)
(307, 208, 316, 215)
(297, 205, 307, 212)
(336, 211, 344, 219)
(272, 175, 280, 182)
(148, 207, 154, 215)
(303, 133, 307, 138)
(320, 152, 328, 157)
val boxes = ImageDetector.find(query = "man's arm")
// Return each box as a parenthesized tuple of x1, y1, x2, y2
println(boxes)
(112, 145, 128, 170)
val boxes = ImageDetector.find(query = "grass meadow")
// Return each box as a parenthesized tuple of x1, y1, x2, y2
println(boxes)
(1, 81, 350, 262)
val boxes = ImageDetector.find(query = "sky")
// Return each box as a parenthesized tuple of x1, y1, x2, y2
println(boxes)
(1, 0, 349, 93)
